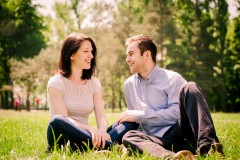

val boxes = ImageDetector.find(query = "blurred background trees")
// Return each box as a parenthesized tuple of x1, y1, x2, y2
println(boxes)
(0, 0, 46, 109)
(0, 0, 239, 112)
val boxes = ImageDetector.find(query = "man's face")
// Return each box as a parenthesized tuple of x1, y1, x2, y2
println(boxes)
(125, 41, 145, 74)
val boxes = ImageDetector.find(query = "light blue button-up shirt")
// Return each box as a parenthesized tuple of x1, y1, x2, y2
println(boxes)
(124, 65, 187, 137)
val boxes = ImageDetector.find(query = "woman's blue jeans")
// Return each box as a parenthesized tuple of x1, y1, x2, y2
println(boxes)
(47, 115, 138, 152)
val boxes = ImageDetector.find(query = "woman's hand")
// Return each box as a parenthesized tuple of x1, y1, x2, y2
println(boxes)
(93, 90, 111, 148)
(88, 127, 103, 149)
(99, 129, 112, 148)
(67, 118, 109, 149)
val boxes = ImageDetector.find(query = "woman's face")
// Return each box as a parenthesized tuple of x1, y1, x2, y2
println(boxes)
(70, 40, 93, 70)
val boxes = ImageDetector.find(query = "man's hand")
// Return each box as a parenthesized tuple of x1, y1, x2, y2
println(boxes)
(118, 110, 143, 124)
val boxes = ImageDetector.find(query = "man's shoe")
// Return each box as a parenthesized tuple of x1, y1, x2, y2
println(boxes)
(45, 146, 52, 153)
(121, 146, 130, 158)
(112, 144, 130, 157)
(173, 150, 196, 160)
(208, 143, 225, 158)
(198, 143, 225, 158)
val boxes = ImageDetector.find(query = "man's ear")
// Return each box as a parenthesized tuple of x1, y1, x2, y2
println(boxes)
(144, 50, 151, 59)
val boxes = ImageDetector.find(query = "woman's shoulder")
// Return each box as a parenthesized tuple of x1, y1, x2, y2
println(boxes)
(48, 73, 65, 88)
(49, 73, 62, 82)
(89, 76, 102, 92)
(90, 76, 100, 82)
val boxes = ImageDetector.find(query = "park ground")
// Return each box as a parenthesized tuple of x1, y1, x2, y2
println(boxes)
(0, 110, 239, 160)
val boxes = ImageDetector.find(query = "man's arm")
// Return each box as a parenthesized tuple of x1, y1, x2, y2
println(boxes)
(119, 74, 186, 127)
(136, 75, 186, 126)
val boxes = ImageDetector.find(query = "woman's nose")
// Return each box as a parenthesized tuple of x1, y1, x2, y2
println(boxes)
(89, 52, 93, 58)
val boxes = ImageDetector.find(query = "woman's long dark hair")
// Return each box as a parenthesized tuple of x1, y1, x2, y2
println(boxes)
(58, 33, 97, 80)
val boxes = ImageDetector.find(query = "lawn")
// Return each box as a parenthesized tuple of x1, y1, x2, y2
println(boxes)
(0, 110, 239, 160)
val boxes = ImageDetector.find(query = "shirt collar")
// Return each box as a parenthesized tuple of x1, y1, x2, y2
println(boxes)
(137, 64, 158, 84)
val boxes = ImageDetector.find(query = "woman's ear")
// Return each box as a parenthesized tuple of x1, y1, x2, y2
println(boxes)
(70, 56, 74, 60)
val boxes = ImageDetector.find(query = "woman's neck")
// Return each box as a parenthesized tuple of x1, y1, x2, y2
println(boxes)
(69, 67, 86, 84)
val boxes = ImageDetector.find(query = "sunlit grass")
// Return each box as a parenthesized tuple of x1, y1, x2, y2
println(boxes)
(0, 110, 239, 160)
(211, 113, 240, 160)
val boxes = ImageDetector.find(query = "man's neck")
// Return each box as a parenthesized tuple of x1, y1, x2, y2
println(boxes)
(139, 62, 156, 80)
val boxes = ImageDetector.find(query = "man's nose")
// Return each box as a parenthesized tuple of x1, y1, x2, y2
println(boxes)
(126, 56, 130, 62)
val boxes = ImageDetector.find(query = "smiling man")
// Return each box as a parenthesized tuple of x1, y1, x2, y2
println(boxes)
(117, 35, 224, 159)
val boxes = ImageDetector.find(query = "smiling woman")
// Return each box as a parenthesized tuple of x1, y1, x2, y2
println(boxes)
(57, 33, 97, 80)
(46, 32, 112, 151)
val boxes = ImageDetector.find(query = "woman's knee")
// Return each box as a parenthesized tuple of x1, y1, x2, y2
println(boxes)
(48, 115, 67, 130)
(50, 114, 65, 123)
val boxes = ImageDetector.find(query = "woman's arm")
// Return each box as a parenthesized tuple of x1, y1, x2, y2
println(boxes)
(48, 87, 92, 130)
(94, 90, 112, 147)
(48, 87, 68, 117)
(48, 87, 103, 148)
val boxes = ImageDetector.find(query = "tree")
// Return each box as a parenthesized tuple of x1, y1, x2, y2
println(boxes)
(10, 48, 59, 111)
(210, 0, 229, 111)
(0, 0, 46, 108)
(223, 16, 240, 112)
(51, 0, 86, 45)
(10, 58, 40, 111)
(109, 0, 149, 111)
(173, 0, 229, 111)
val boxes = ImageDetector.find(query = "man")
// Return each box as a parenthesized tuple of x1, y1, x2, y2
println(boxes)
(117, 35, 224, 159)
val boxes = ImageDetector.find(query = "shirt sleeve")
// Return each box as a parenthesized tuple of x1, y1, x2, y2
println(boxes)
(124, 80, 134, 110)
(136, 74, 186, 127)
(47, 74, 65, 93)
(91, 76, 102, 93)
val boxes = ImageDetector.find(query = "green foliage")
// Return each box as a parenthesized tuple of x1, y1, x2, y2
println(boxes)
(0, 0, 46, 109)
(10, 48, 59, 110)
(172, 0, 231, 111)
(1, 0, 239, 112)
(106, 0, 151, 111)
(223, 16, 240, 111)
(51, 2, 76, 43)
(144, 0, 183, 68)
(10, 57, 41, 110)
(0, 0, 46, 59)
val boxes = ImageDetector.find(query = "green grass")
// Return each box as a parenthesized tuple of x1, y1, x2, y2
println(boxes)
(0, 110, 239, 160)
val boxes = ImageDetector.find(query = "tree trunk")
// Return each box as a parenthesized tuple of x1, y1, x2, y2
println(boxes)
(0, 91, 4, 108)
(111, 74, 116, 112)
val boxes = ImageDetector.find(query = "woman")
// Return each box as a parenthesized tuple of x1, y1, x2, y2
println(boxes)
(47, 33, 111, 151)
(47, 33, 138, 152)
